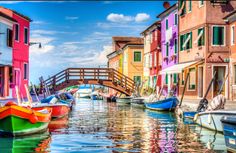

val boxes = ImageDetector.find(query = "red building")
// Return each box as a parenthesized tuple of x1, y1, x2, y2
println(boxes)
(0, 7, 31, 98)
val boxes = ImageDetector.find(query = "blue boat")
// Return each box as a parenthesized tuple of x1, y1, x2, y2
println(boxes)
(221, 116, 236, 152)
(183, 111, 197, 119)
(145, 97, 179, 111)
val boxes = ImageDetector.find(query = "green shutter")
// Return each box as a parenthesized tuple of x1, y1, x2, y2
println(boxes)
(165, 74, 168, 84)
(175, 14, 177, 25)
(213, 26, 224, 45)
(180, 35, 184, 51)
(198, 28, 205, 46)
(189, 0, 192, 11)
(179, 0, 186, 16)
(174, 74, 177, 83)
(166, 19, 168, 30)
(166, 42, 169, 56)
(134, 51, 141, 62)
(219, 27, 224, 45)
(190, 32, 192, 49)
(174, 39, 178, 54)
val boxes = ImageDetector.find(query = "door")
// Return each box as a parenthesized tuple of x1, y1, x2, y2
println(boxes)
(198, 67, 203, 98)
(14, 69, 21, 90)
(0, 67, 3, 97)
(213, 66, 226, 97)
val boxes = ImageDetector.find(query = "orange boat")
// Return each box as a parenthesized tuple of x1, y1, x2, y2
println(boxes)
(0, 102, 52, 136)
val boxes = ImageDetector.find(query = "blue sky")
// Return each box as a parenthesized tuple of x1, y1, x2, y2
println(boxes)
(0, 1, 174, 84)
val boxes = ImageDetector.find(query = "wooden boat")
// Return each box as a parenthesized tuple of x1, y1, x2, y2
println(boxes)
(32, 103, 70, 119)
(145, 97, 179, 111)
(131, 97, 145, 108)
(0, 102, 51, 136)
(116, 97, 132, 105)
(57, 92, 76, 109)
(221, 116, 236, 152)
(194, 110, 236, 132)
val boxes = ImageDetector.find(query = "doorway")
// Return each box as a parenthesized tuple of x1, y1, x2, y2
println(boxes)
(213, 66, 226, 97)
(14, 69, 21, 90)
(198, 66, 203, 98)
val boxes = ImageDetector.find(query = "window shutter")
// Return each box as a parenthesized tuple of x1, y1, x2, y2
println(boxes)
(166, 19, 168, 30)
(213, 27, 219, 45)
(165, 74, 168, 84)
(174, 73, 177, 83)
(166, 42, 169, 56)
(180, 35, 184, 51)
(190, 32, 192, 48)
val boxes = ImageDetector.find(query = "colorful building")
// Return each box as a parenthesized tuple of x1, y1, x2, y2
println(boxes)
(158, 4, 178, 96)
(0, 12, 16, 98)
(0, 7, 31, 98)
(224, 11, 236, 100)
(141, 21, 162, 91)
(177, 0, 236, 100)
(107, 37, 144, 94)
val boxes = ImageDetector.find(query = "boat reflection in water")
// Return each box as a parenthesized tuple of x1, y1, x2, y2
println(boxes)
(0, 132, 51, 153)
(48, 115, 69, 133)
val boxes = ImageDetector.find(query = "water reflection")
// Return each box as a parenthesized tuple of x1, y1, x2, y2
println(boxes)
(0, 99, 229, 153)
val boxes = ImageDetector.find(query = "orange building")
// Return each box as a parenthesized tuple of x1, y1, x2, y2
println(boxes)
(224, 11, 236, 100)
(177, 0, 236, 100)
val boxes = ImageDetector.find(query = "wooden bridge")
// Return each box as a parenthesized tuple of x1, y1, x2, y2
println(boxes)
(39, 68, 136, 96)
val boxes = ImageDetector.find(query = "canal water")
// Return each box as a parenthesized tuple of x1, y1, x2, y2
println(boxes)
(0, 99, 228, 153)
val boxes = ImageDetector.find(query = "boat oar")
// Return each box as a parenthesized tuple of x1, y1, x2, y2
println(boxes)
(15, 85, 22, 105)
(179, 72, 190, 107)
(196, 71, 217, 112)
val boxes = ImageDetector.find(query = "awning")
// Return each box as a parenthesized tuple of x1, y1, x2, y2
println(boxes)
(160, 60, 201, 75)
(194, 30, 203, 44)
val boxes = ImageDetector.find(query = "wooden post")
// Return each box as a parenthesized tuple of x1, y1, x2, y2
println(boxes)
(15, 85, 21, 105)
(24, 84, 33, 107)
(179, 72, 190, 107)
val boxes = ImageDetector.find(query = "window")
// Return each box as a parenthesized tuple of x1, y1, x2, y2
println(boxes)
(199, 0, 204, 7)
(15, 24, 19, 41)
(173, 73, 178, 84)
(166, 19, 168, 30)
(179, 0, 186, 16)
(7, 29, 13, 47)
(166, 42, 169, 56)
(133, 76, 141, 85)
(24, 63, 28, 80)
(174, 14, 178, 25)
(188, 0, 192, 12)
(231, 25, 235, 45)
(149, 54, 152, 67)
(180, 32, 192, 51)
(198, 28, 205, 46)
(133, 51, 141, 62)
(212, 26, 225, 46)
(189, 68, 196, 90)
(181, 71, 185, 85)
(24, 27, 28, 44)
(174, 39, 178, 54)
(165, 74, 168, 84)
(154, 52, 157, 67)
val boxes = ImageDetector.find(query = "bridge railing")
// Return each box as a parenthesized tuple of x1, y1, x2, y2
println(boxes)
(41, 68, 135, 93)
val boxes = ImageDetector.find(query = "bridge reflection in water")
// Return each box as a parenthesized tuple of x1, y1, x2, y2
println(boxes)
(0, 99, 228, 153)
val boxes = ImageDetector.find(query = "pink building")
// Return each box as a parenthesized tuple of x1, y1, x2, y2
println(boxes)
(0, 7, 31, 98)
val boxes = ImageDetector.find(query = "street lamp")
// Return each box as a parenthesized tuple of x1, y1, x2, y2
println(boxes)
(29, 42, 42, 48)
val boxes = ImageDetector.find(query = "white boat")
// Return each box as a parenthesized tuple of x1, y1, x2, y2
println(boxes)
(194, 110, 236, 132)
(75, 86, 92, 98)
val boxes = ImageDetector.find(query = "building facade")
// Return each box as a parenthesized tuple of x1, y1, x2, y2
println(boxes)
(178, 0, 236, 100)
(141, 21, 162, 91)
(224, 11, 236, 100)
(158, 4, 178, 96)
(0, 7, 31, 98)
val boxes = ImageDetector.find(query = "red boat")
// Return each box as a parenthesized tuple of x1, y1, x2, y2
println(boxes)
(32, 104, 70, 119)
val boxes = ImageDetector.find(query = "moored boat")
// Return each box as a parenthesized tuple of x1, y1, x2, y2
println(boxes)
(194, 110, 236, 132)
(221, 116, 236, 152)
(0, 102, 51, 136)
(116, 97, 132, 105)
(131, 97, 145, 108)
(145, 97, 179, 111)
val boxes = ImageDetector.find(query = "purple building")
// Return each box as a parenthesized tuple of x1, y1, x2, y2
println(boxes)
(157, 4, 178, 96)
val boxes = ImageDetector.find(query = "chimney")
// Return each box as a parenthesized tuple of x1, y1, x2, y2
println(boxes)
(163, 1, 171, 9)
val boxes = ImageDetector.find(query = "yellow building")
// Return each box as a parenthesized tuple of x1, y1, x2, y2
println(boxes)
(121, 41, 144, 85)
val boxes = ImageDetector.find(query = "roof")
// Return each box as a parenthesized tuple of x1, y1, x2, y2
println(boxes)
(121, 39, 144, 50)
(157, 3, 177, 19)
(0, 6, 32, 22)
(0, 12, 17, 23)
(223, 10, 236, 21)
(112, 36, 143, 42)
(140, 21, 161, 35)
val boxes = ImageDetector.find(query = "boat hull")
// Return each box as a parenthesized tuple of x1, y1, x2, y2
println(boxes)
(0, 105, 51, 136)
(33, 104, 70, 119)
(116, 97, 132, 104)
(145, 97, 178, 111)
(131, 98, 145, 108)
(194, 110, 236, 132)
(221, 116, 236, 151)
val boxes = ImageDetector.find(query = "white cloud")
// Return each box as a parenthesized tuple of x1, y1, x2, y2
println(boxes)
(32, 21, 47, 25)
(135, 13, 150, 22)
(107, 13, 133, 23)
(30, 36, 55, 54)
(65, 16, 79, 20)
(97, 45, 112, 64)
